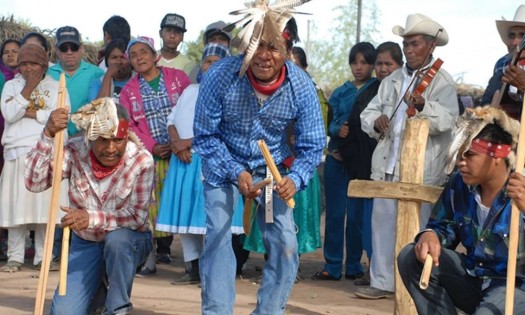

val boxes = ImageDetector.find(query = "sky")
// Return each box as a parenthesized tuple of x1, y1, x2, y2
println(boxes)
(2, 0, 524, 87)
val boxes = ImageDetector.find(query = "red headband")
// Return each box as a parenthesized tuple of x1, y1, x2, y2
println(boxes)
(115, 119, 129, 138)
(469, 138, 512, 158)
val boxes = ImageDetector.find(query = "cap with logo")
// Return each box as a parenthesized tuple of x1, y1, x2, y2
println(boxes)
(160, 13, 187, 33)
(56, 26, 81, 47)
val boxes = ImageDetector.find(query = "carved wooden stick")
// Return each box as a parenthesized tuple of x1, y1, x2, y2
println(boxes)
(504, 93, 525, 315)
(257, 140, 295, 209)
(242, 178, 272, 235)
(34, 73, 67, 314)
(58, 226, 70, 295)
(419, 254, 433, 290)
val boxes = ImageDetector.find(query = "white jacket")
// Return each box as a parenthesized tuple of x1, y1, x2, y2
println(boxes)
(360, 63, 459, 186)
(1, 73, 70, 159)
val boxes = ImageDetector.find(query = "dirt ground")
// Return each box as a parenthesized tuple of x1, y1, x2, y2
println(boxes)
(0, 222, 394, 315)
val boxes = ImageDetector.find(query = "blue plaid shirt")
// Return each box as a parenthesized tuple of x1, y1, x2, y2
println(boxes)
(193, 56, 325, 189)
(425, 172, 525, 279)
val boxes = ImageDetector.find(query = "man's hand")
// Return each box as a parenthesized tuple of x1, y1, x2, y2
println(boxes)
(170, 138, 191, 155)
(276, 176, 296, 201)
(414, 231, 441, 267)
(60, 206, 89, 231)
(410, 94, 426, 112)
(502, 64, 525, 93)
(507, 172, 525, 212)
(238, 171, 260, 199)
(44, 107, 70, 138)
(373, 114, 389, 134)
(338, 122, 349, 138)
(153, 143, 171, 159)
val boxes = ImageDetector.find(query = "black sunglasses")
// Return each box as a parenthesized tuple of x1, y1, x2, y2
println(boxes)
(59, 43, 80, 53)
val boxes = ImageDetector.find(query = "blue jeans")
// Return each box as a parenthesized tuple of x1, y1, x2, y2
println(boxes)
(323, 155, 368, 278)
(50, 229, 152, 315)
(200, 181, 298, 315)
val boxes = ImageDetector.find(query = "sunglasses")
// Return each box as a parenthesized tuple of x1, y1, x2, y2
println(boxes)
(58, 43, 80, 53)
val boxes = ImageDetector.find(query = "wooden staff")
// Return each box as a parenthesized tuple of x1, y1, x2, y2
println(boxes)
(419, 254, 433, 290)
(34, 73, 67, 315)
(504, 95, 525, 315)
(257, 140, 295, 209)
(58, 226, 70, 295)
(242, 178, 272, 235)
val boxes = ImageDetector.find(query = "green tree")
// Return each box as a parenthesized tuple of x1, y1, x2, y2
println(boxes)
(306, 1, 380, 94)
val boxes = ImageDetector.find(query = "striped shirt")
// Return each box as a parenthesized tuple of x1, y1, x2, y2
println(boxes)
(193, 56, 326, 190)
(25, 133, 154, 242)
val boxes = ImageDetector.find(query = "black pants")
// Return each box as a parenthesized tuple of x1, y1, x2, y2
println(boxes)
(397, 243, 525, 315)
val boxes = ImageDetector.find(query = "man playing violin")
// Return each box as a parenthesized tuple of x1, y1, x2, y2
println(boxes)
(355, 13, 459, 300)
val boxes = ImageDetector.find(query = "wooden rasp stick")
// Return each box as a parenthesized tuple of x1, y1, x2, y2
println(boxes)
(419, 254, 433, 290)
(35, 73, 67, 314)
(242, 178, 272, 236)
(257, 140, 295, 209)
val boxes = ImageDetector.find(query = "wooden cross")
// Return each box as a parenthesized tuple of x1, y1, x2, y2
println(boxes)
(348, 118, 443, 315)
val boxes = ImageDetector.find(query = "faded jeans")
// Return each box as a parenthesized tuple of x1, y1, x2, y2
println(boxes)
(200, 180, 298, 315)
(50, 229, 152, 315)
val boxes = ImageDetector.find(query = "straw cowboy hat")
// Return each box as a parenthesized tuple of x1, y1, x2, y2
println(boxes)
(392, 13, 448, 46)
(496, 5, 525, 44)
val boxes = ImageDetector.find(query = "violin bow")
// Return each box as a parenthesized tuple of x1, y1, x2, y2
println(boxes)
(490, 35, 525, 108)
(380, 28, 443, 139)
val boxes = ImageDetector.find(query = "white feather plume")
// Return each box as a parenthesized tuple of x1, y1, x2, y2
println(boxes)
(227, 0, 312, 76)
(445, 106, 520, 174)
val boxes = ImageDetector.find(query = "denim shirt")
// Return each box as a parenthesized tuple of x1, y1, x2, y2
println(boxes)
(426, 172, 525, 279)
(193, 56, 325, 190)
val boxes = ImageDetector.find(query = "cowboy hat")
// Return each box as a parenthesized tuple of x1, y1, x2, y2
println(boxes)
(392, 13, 448, 46)
(496, 5, 525, 44)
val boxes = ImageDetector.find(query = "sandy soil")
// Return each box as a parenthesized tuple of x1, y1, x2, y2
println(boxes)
(0, 226, 394, 315)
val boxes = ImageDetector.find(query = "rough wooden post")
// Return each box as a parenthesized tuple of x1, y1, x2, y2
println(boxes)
(348, 118, 440, 315)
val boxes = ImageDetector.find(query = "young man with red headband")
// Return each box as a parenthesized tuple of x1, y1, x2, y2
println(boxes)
(25, 99, 154, 315)
(193, 2, 325, 314)
(397, 106, 525, 314)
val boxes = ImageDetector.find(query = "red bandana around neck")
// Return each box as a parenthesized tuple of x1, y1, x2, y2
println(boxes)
(90, 150, 124, 180)
(247, 65, 286, 95)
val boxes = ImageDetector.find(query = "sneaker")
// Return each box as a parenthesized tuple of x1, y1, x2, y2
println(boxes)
(156, 253, 172, 264)
(354, 286, 394, 300)
(0, 261, 23, 273)
(135, 266, 157, 278)
(171, 271, 200, 285)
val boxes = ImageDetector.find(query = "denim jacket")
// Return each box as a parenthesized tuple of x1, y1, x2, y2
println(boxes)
(426, 172, 525, 279)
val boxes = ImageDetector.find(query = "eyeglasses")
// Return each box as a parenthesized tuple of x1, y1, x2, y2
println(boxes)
(58, 43, 80, 53)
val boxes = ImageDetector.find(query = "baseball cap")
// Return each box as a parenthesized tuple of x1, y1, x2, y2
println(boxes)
(160, 13, 187, 33)
(56, 26, 81, 47)
(204, 21, 231, 43)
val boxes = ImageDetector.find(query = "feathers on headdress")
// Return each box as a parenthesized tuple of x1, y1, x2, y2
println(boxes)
(71, 97, 120, 145)
(445, 106, 520, 174)
(227, 0, 311, 76)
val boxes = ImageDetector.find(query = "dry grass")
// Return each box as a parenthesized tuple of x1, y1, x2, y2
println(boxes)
(1, 14, 100, 65)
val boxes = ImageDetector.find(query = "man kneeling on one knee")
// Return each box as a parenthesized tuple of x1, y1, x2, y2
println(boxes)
(25, 98, 154, 314)
(397, 106, 525, 315)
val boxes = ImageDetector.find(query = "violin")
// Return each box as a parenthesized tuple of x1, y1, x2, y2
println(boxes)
(406, 58, 444, 117)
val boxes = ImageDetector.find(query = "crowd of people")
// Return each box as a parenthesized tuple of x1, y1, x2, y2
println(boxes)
(1, 2, 525, 314)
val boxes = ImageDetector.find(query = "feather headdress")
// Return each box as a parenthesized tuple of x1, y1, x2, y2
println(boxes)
(227, 0, 311, 76)
(71, 97, 120, 145)
(444, 106, 520, 174)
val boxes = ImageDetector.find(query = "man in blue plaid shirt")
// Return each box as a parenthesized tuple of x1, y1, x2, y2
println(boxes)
(397, 106, 525, 314)
(193, 15, 325, 315)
